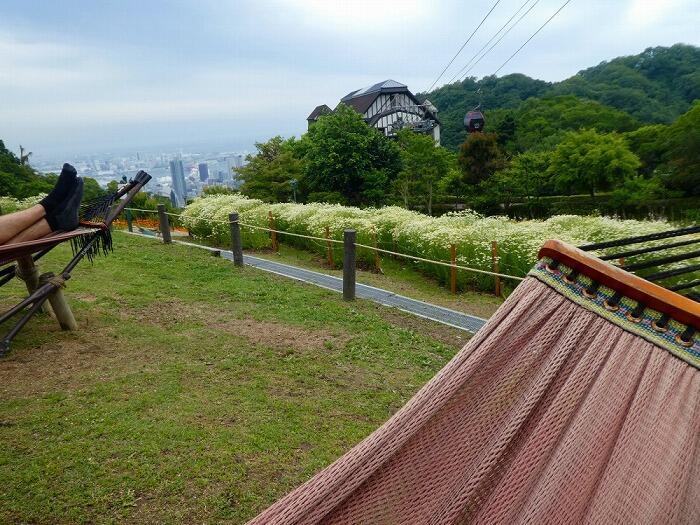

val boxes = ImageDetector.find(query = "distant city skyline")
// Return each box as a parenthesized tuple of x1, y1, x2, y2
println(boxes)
(1, 1, 698, 158)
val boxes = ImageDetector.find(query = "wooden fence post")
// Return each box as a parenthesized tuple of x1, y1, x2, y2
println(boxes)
(126, 209, 133, 232)
(268, 211, 278, 252)
(450, 244, 457, 294)
(492, 240, 501, 297)
(343, 230, 356, 301)
(325, 226, 334, 267)
(229, 212, 243, 267)
(157, 204, 172, 244)
(372, 230, 382, 273)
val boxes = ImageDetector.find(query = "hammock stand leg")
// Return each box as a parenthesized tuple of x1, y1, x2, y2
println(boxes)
(16, 255, 54, 317)
(0, 283, 55, 356)
(40, 272, 77, 331)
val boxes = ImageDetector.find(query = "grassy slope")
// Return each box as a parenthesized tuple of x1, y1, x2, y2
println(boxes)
(0, 233, 471, 524)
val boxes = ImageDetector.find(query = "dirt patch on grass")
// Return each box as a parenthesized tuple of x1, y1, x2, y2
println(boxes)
(0, 328, 150, 398)
(373, 305, 470, 349)
(213, 318, 352, 354)
(139, 298, 352, 354)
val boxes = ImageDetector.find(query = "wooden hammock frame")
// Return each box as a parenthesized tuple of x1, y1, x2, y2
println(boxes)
(0, 171, 151, 355)
(540, 240, 700, 330)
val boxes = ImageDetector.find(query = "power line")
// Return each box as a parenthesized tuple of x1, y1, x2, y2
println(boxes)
(447, 0, 536, 85)
(425, 0, 502, 93)
(492, 0, 572, 76)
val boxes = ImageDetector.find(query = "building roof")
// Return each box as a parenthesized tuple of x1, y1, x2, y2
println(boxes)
(339, 80, 410, 114)
(307, 104, 332, 121)
(341, 80, 408, 101)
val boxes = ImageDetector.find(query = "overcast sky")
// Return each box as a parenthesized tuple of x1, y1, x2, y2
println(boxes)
(1, 0, 698, 159)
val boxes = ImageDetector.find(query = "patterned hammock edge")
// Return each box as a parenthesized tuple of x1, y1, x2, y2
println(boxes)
(530, 257, 700, 369)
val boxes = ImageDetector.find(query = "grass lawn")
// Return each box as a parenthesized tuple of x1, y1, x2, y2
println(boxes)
(0, 233, 471, 524)
(245, 244, 503, 319)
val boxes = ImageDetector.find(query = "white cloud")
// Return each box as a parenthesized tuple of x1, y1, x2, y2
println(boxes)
(625, 0, 687, 28)
(0, 31, 120, 89)
(278, 0, 427, 32)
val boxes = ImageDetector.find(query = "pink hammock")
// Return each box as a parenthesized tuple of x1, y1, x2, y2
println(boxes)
(250, 241, 700, 524)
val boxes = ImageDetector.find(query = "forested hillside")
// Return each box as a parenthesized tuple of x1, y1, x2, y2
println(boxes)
(422, 44, 700, 150)
(0, 140, 104, 203)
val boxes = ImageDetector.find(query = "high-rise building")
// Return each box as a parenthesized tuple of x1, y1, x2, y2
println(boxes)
(198, 162, 209, 182)
(169, 159, 187, 207)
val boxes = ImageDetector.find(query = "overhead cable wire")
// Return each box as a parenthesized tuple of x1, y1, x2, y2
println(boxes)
(491, 0, 572, 77)
(447, 0, 537, 85)
(425, 0, 502, 93)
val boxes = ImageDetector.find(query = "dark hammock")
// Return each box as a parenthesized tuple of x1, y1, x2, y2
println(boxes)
(249, 241, 699, 524)
(0, 170, 151, 354)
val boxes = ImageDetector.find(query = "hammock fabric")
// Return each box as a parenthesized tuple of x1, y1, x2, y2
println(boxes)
(250, 243, 700, 524)
(0, 226, 102, 266)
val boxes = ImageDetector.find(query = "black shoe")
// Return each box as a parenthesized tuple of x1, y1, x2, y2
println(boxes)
(47, 177, 84, 232)
(40, 163, 78, 215)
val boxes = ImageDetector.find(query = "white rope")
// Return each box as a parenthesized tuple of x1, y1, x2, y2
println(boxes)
(354, 243, 524, 281)
(124, 207, 159, 214)
(237, 222, 344, 244)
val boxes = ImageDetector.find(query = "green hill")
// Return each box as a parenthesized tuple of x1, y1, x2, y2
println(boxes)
(422, 44, 700, 150)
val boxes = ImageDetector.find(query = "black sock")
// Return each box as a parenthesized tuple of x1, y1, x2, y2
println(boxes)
(47, 178, 84, 232)
(40, 163, 77, 215)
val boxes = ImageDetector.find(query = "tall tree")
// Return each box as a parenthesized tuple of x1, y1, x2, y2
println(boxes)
(548, 129, 641, 199)
(237, 136, 305, 202)
(301, 104, 400, 206)
(457, 132, 503, 186)
(492, 151, 552, 217)
(394, 129, 453, 215)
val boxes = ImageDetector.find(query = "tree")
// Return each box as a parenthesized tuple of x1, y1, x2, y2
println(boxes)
(394, 129, 454, 214)
(82, 177, 107, 201)
(457, 132, 503, 187)
(301, 104, 401, 206)
(494, 112, 516, 151)
(491, 151, 552, 217)
(664, 101, 700, 196)
(609, 175, 679, 216)
(625, 124, 667, 176)
(508, 96, 640, 152)
(237, 136, 305, 202)
(19, 145, 32, 166)
(548, 129, 640, 199)
(0, 139, 54, 198)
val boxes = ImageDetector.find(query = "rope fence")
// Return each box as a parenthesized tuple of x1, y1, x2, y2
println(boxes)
(354, 243, 524, 281)
(122, 207, 526, 287)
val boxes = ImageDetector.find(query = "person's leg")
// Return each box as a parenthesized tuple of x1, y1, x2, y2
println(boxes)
(0, 205, 46, 244)
(0, 164, 80, 246)
(5, 218, 51, 244)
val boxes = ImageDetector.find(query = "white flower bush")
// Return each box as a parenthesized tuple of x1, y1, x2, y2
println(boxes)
(0, 194, 45, 215)
(180, 194, 691, 293)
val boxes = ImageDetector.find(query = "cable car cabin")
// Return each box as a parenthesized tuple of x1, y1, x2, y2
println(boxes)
(464, 111, 485, 133)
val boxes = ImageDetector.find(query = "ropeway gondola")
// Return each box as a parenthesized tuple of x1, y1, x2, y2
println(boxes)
(464, 109, 486, 133)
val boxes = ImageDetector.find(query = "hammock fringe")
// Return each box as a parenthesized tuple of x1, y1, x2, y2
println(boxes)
(69, 227, 113, 263)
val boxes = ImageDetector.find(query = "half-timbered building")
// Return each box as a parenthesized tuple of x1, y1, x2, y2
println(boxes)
(307, 80, 440, 144)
